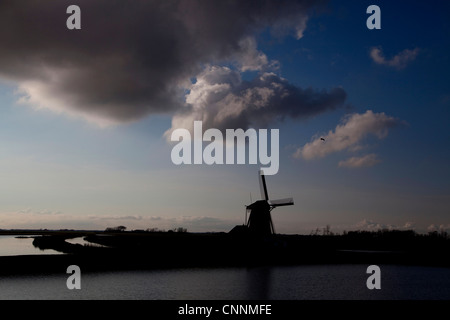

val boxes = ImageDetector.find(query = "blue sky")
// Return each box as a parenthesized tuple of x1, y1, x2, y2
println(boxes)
(0, 0, 449, 233)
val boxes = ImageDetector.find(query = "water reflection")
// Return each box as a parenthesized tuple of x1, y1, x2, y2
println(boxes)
(64, 236, 107, 247)
(0, 235, 60, 256)
(246, 267, 272, 299)
(0, 265, 449, 300)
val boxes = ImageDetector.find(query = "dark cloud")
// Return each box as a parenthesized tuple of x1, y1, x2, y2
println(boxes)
(0, 0, 341, 128)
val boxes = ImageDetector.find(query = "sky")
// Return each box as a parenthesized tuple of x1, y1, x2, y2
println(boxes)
(0, 0, 449, 234)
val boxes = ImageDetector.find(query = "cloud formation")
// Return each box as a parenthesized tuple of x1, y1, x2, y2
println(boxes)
(427, 224, 450, 233)
(0, 209, 239, 232)
(166, 66, 346, 136)
(295, 110, 400, 160)
(354, 219, 416, 231)
(370, 46, 420, 69)
(0, 0, 332, 127)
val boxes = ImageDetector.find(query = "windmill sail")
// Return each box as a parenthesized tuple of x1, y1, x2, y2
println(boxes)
(259, 170, 269, 201)
(244, 170, 294, 235)
(269, 198, 294, 207)
(232, 171, 295, 236)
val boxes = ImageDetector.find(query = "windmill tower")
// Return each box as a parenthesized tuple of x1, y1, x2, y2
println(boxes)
(246, 170, 294, 236)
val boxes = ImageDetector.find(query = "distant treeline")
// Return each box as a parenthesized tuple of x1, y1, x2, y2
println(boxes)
(344, 229, 449, 239)
(104, 226, 188, 233)
(293, 228, 450, 256)
(310, 225, 449, 239)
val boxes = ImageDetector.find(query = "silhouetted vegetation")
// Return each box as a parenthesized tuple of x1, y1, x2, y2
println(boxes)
(105, 226, 127, 232)
(1, 228, 450, 275)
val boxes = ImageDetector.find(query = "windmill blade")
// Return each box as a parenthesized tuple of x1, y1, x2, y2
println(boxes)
(269, 198, 294, 207)
(259, 170, 269, 201)
(269, 213, 275, 234)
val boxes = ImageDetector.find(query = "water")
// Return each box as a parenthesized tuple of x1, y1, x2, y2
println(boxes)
(0, 235, 60, 256)
(65, 236, 107, 247)
(0, 235, 105, 256)
(1, 264, 450, 300)
(1, 236, 450, 300)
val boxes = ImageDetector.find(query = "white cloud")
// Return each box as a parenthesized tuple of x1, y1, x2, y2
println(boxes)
(370, 47, 420, 69)
(427, 224, 450, 232)
(354, 219, 416, 231)
(338, 154, 381, 168)
(403, 222, 416, 229)
(166, 65, 346, 139)
(235, 37, 271, 72)
(354, 219, 389, 231)
(295, 15, 309, 39)
(295, 110, 400, 160)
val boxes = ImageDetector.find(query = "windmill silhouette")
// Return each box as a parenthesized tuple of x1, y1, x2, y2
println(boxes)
(245, 170, 294, 236)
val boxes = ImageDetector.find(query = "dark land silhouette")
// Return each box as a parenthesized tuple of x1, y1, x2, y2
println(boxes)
(0, 228, 449, 275)
(4, 172, 447, 275)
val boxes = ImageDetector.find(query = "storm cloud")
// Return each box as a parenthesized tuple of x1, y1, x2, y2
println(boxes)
(0, 0, 346, 129)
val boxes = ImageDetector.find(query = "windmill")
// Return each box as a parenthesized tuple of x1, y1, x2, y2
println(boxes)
(245, 170, 294, 236)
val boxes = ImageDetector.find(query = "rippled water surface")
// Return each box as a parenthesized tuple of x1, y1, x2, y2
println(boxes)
(1, 264, 449, 300)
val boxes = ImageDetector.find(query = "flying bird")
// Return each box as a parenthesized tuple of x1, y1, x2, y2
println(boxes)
(320, 138, 325, 141)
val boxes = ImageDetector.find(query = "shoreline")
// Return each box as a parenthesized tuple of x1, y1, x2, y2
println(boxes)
(0, 253, 450, 277)
(1, 249, 449, 276)
(1, 229, 450, 275)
